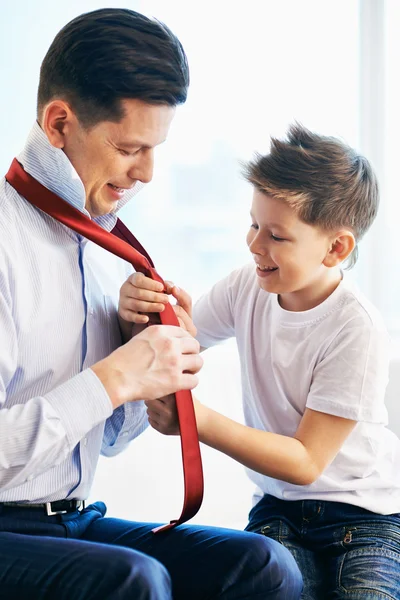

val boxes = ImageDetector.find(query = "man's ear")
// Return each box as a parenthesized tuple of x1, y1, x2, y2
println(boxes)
(41, 100, 77, 149)
(323, 230, 356, 267)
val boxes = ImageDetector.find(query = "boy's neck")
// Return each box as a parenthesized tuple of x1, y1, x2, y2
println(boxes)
(278, 268, 343, 312)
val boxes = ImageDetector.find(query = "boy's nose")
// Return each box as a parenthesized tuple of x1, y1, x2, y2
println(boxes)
(249, 237, 267, 255)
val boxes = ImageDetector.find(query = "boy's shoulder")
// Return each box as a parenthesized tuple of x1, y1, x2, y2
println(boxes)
(337, 277, 386, 332)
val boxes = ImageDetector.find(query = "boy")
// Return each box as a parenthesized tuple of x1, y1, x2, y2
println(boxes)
(119, 124, 400, 598)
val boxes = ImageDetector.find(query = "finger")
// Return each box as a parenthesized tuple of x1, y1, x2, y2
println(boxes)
(148, 325, 193, 339)
(171, 286, 192, 316)
(128, 287, 170, 305)
(146, 408, 161, 421)
(177, 372, 200, 390)
(164, 280, 175, 295)
(181, 353, 203, 374)
(124, 298, 167, 313)
(145, 399, 164, 410)
(119, 309, 149, 324)
(173, 306, 197, 337)
(129, 272, 164, 293)
(147, 416, 161, 431)
(178, 336, 201, 354)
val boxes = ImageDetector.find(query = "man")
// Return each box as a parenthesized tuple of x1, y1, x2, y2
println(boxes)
(0, 8, 302, 599)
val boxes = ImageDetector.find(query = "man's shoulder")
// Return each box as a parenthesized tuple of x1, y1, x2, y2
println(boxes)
(0, 178, 20, 246)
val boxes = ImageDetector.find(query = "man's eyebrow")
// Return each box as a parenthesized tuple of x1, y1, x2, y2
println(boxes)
(117, 138, 167, 150)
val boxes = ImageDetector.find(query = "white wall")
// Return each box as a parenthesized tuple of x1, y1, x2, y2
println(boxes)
(386, 356, 400, 438)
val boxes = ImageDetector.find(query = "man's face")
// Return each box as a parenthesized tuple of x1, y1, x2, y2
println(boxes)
(246, 189, 337, 311)
(62, 99, 175, 217)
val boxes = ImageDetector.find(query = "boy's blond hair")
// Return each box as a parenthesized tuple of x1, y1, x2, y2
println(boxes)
(243, 124, 379, 268)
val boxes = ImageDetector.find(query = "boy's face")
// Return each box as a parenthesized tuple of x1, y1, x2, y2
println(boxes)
(246, 190, 340, 311)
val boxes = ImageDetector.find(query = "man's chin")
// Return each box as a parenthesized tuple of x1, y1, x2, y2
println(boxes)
(86, 197, 119, 218)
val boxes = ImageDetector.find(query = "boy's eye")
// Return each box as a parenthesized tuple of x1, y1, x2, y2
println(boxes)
(271, 234, 285, 242)
(250, 223, 259, 230)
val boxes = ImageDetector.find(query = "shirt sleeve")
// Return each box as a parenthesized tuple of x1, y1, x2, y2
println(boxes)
(306, 314, 390, 423)
(101, 259, 149, 455)
(193, 268, 245, 348)
(101, 402, 148, 457)
(0, 265, 113, 491)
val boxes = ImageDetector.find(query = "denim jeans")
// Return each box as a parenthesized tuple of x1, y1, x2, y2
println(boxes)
(0, 501, 302, 599)
(245, 494, 400, 600)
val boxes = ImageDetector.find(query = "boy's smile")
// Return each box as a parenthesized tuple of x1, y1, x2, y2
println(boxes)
(247, 189, 343, 312)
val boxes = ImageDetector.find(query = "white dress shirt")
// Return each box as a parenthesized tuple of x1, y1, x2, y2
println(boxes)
(0, 122, 148, 502)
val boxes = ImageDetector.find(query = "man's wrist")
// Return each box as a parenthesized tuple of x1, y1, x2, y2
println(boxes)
(91, 358, 128, 410)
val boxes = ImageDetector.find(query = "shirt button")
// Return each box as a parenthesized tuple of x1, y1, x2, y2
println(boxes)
(83, 437, 88, 446)
(27, 474, 34, 481)
(121, 432, 129, 438)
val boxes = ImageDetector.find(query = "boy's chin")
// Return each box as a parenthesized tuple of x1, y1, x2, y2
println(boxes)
(256, 277, 277, 293)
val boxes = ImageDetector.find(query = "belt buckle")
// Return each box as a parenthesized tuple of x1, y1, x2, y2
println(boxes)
(45, 500, 85, 516)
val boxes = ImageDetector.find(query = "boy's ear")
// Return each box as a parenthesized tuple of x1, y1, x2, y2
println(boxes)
(323, 230, 356, 267)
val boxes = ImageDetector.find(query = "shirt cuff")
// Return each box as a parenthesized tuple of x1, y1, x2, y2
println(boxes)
(45, 368, 113, 449)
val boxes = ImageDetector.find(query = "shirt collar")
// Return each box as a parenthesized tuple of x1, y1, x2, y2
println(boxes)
(17, 121, 144, 232)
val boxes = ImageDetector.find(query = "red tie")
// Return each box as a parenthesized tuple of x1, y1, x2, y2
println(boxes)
(5, 158, 204, 534)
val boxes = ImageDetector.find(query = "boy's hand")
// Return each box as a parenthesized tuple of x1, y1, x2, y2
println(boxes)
(145, 394, 205, 436)
(118, 272, 196, 336)
(145, 394, 180, 435)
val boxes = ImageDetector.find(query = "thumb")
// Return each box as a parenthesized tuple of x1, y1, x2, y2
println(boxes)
(164, 280, 175, 295)
(171, 285, 192, 316)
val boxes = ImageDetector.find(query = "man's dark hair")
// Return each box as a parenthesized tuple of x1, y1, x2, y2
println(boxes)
(37, 8, 189, 127)
(243, 123, 379, 268)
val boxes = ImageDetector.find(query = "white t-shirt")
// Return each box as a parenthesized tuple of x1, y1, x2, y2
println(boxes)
(193, 262, 400, 515)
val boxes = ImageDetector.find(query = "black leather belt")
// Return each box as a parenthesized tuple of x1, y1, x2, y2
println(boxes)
(1, 499, 85, 516)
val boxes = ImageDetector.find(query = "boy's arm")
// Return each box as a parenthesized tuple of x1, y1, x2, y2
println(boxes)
(146, 397, 356, 485)
(146, 314, 388, 485)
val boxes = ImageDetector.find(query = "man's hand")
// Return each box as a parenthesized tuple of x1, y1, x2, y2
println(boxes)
(118, 272, 196, 336)
(91, 325, 203, 409)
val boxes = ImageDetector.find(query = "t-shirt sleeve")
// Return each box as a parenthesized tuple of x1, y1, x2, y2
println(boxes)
(306, 315, 390, 423)
(193, 268, 246, 348)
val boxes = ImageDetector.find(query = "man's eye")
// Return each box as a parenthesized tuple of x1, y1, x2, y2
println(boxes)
(118, 148, 140, 156)
(271, 234, 285, 242)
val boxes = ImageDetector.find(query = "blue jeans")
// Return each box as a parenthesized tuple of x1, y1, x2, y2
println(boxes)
(0, 501, 302, 599)
(245, 494, 400, 600)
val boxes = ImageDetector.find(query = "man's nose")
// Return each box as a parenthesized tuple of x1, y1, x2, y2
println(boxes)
(129, 148, 154, 184)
